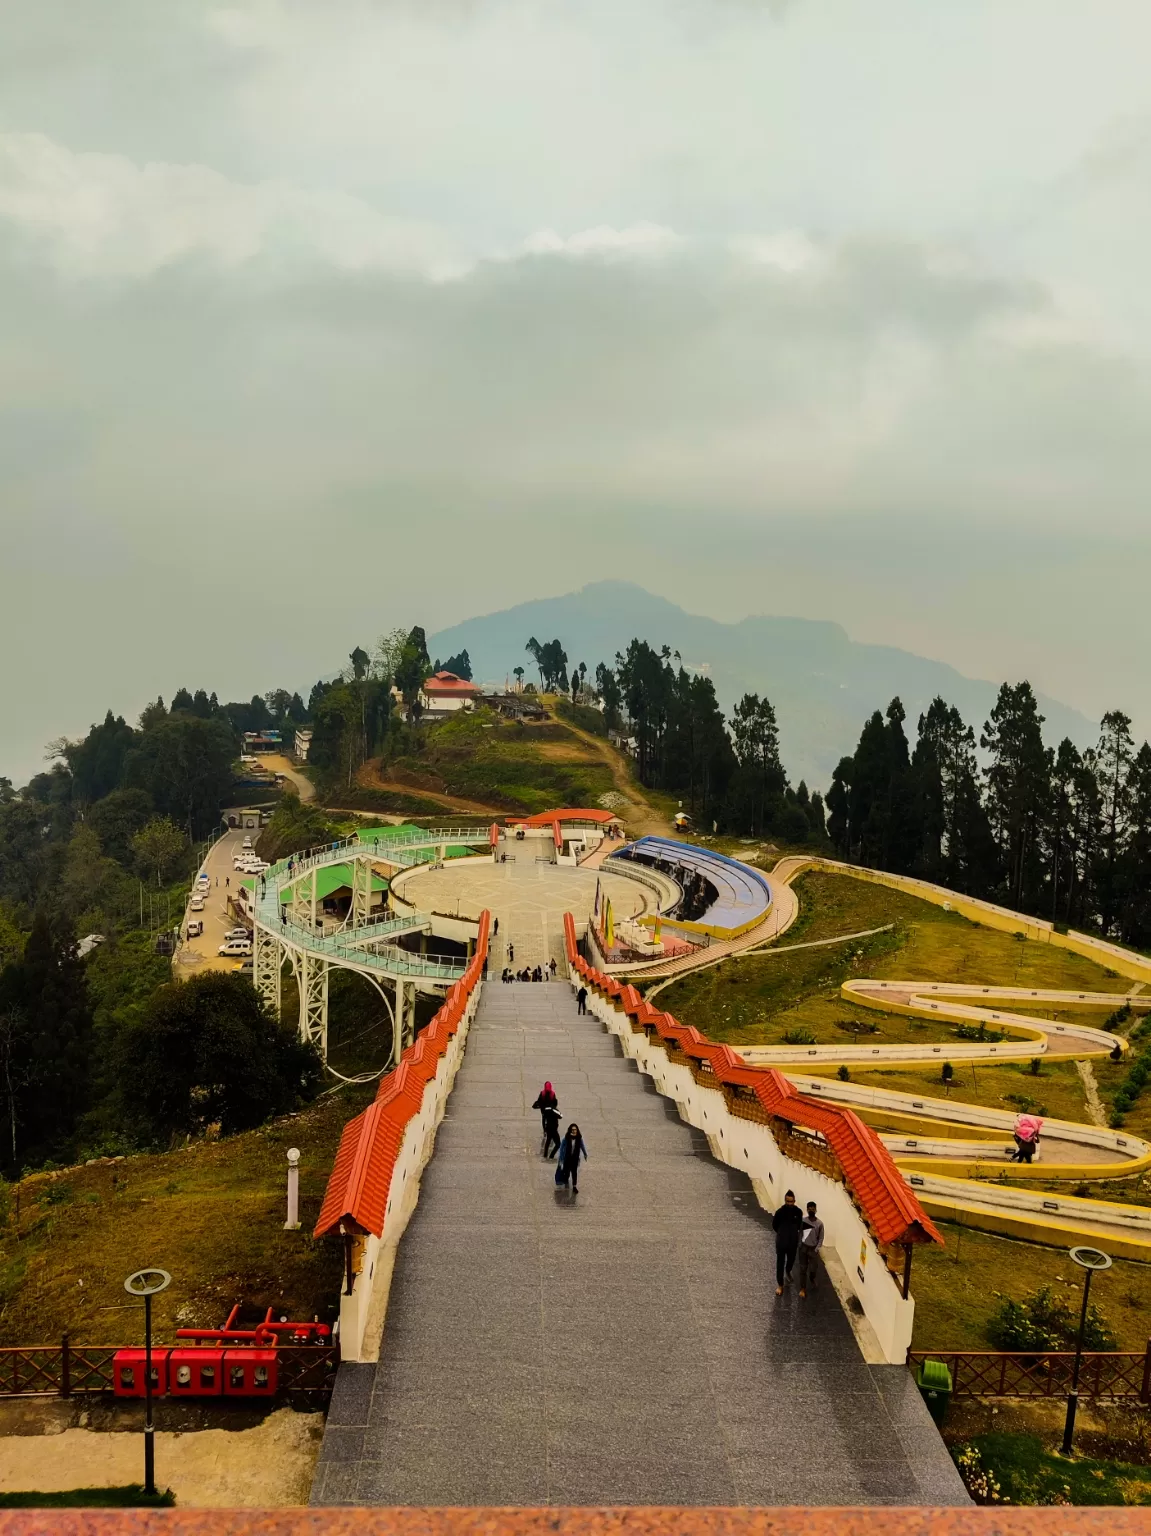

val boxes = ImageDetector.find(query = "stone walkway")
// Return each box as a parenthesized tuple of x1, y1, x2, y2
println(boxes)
(312, 983, 967, 1507)
(401, 860, 651, 974)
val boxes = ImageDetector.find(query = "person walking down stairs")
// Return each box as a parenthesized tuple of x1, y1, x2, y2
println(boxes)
(798, 1201, 824, 1298)
(555, 1122, 588, 1193)
(772, 1190, 803, 1295)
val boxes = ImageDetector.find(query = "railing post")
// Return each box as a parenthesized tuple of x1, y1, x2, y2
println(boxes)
(60, 1332, 71, 1398)
(1142, 1338, 1151, 1405)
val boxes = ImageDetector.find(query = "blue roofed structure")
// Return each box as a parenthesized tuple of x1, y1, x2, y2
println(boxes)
(609, 836, 771, 939)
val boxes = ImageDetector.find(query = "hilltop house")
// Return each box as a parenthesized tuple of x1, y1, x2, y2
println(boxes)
(419, 671, 482, 717)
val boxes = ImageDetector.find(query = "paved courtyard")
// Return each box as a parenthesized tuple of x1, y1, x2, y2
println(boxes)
(401, 857, 656, 971)
(312, 982, 967, 1507)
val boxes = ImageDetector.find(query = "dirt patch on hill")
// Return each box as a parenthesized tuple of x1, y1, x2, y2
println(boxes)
(355, 760, 501, 816)
(384, 763, 448, 793)
(533, 742, 601, 763)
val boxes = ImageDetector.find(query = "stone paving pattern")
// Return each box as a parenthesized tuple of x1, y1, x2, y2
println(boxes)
(313, 982, 967, 1507)
(403, 861, 652, 973)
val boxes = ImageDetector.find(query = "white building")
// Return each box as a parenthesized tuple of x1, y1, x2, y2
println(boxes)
(418, 671, 482, 716)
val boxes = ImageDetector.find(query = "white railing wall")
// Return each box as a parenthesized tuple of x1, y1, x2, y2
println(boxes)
(575, 977, 916, 1363)
(339, 977, 484, 1362)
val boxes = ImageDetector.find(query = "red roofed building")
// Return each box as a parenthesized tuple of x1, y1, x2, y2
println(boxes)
(419, 671, 482, 715)
(516, 808, 621, 828)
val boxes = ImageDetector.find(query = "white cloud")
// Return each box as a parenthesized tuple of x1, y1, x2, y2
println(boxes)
(734, 230, 826, 274)
(3, 0, 1151, 783)
(0, 132, 463, 279)
(518, 222, 680, 261)
(0, 134, 686, 281)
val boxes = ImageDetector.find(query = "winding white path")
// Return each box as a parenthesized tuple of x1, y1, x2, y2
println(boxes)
(657, 856, 1151, 1252)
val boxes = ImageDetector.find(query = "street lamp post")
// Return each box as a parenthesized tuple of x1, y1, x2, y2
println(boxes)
(124, 1269, 172, 1497)
(284, 1147, 301, 1230)
(1061, 1245, 1112, 1457)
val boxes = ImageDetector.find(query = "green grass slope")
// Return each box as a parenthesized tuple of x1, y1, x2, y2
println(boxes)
(385, 709, 617, 815)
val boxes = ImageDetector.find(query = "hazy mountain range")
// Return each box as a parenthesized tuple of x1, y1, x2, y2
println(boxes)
(429, 582, 1096, 789)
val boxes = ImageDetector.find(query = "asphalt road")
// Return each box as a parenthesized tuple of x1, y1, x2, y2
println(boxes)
(174, 827, 252, 976)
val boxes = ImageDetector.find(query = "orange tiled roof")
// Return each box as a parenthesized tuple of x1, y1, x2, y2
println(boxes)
(422, 672, 481, 694)
(562, 913, 941, 1249)
(515, 808, 620, 826)
(314, 913, 491, 1239)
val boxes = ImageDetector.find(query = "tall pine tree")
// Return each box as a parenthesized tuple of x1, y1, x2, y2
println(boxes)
(0, 911, 93, 1172)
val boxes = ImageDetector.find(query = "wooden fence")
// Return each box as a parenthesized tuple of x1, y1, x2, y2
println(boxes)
(907, 1347, 1151, 1402)
(0, 1342, 339, 1408)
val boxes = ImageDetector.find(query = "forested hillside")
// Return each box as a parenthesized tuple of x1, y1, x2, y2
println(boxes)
(827, 689, 1151, 946)
(4, 613, 1151, 1186)
(427, 581, 1096, 786)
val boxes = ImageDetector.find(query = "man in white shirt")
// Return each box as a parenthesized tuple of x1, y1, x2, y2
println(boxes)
(798, 1200, 825, 1298)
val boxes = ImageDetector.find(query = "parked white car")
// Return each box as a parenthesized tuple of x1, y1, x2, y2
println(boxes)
(218, 938, 253, 957)
(224, 927, 251, 941)
(189, 896, 205, 913)
(186, 919, 203, 939)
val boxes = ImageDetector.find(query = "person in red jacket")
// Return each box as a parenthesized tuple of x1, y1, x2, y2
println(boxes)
(532, 1082, 559, 1151)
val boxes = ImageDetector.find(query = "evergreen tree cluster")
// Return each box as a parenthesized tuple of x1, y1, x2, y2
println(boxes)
(583, 638, 826, 841)
(304, 626, 432, 789)
(0, 683, 326, 1174)
(826, 686, 1151, 944)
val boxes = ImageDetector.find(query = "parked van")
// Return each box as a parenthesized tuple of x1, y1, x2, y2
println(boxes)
(217, 938, 252, 957)
(186, 920, 203, 939)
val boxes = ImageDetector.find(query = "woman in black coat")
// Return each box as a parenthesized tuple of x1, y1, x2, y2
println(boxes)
(556, 1123, 589, 1192)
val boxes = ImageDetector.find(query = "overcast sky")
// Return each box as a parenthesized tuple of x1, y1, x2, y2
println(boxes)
(2, 0, 1150, 786)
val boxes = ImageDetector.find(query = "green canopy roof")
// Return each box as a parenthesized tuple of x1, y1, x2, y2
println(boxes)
(308, 863, 389, 901)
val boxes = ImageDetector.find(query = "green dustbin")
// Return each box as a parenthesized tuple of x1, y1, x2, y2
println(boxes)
(916, 1359, 953, 1426)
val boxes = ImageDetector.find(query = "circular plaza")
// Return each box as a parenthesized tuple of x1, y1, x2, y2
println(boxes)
(394, 854, 666, 973)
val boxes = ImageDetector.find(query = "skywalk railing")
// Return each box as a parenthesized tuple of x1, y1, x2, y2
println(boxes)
(269, 828, 491, 886)
(250, 831, 487, 982)
(263, 907, 469, 981)
(305, 914, 433, 951)
(320, 941, 468, 981)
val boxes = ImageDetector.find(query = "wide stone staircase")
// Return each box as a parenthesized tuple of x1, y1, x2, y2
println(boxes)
(311, 980, 966, 1507)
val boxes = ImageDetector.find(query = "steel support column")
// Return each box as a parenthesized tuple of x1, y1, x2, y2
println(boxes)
(393, 977, 406, 1065)
(254, 924, 283, 1018)
(393, 977, 418, 1061)
(299, 950, 330, 1059)
(351, 854, 373, 930)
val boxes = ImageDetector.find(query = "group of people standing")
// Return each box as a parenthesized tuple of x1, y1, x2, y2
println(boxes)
(502, 960, 556, 983)
(532, 1082, 588, 1192)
